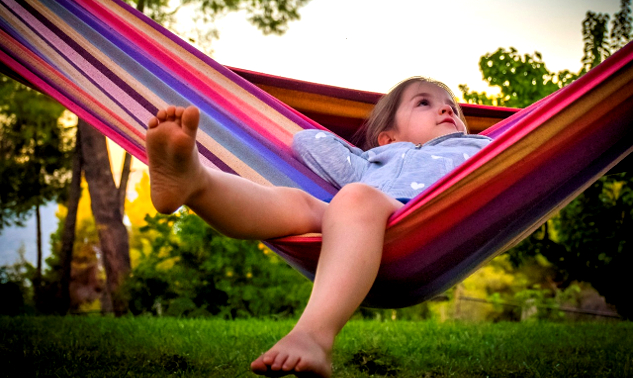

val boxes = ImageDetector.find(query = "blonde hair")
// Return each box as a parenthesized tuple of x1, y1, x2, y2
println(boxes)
(353, 77, 468, 150)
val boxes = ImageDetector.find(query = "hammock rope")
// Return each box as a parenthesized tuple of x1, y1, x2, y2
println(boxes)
(1, 0, 632, 308)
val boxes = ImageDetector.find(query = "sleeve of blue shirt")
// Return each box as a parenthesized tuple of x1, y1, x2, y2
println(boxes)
(292, 130, 369, 189)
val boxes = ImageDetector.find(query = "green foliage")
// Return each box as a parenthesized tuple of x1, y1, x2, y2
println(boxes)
(123, 209, 312, 318)
(447, 253, 590, 322)
(357, 303, 432, 322)
(583, 11, 612, 72)
(124, 0, 176, 24)
(0, 75, 73, 230)
(507, 175, 633, 321)
(0, 247, 35, 315)
(612, 0, 633, 51)
(181, 0, 311, 35)
(461, 0, 632, 107)
(513, 284, 581, 322)
(459, 48, 575, 108)
(548, 173, 633, 319)
(126, 0, 310, 39)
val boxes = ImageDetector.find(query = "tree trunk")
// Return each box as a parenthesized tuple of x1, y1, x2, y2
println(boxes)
(58, 129, 83, 314)
(33, 203, 42, 312)
(118, 152, 132, 220)
(78, 119, 130, 316)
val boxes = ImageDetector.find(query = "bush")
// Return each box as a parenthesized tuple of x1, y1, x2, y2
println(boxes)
(0, 247, 35, 315)
(123, 209, 312, 318)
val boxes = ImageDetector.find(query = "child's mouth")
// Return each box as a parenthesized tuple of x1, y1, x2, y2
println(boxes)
(439, 118, 456, 127)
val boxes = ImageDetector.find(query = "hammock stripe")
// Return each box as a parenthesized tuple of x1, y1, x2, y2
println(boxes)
(1, 0, 632, 308)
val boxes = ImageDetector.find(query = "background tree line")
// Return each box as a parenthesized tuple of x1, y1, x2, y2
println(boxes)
(1, 0, 631, 320)
(459, 0, 632, 320)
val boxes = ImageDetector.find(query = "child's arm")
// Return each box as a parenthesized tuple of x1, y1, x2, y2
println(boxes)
(293, 130, 369, 189)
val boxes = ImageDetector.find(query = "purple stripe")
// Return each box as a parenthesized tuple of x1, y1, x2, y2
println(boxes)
(9, 0, 149, 128)
(97, 1, 335, 194)
(40, 0, 156, 120)
(64, 0, 328, 191)
(109, 0, 321, 131)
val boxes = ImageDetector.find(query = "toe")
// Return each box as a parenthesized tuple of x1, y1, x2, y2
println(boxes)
(251, 355, 269, 374)
(181, 106, 200, 136)
(175, 106, 185, 118)
(282, 355, 300, 371)
(165, 106, 176, 120)
(270, 353, 288, 371)
(262, 351, 279, 365)
(156, 109, 167, 121)
(148, 117, 159, 129)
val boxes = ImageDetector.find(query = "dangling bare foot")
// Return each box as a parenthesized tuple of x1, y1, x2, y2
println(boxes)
(251, 330, 333, 377)
(146, 105, 205, 214)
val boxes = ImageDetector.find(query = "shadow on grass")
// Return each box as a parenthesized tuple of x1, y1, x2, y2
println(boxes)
(347, 347, 400, 376)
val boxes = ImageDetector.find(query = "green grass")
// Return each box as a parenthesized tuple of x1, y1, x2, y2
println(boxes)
(1, 316, 631, 377)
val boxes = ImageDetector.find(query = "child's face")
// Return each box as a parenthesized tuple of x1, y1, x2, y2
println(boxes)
(379, 81, 466, 146)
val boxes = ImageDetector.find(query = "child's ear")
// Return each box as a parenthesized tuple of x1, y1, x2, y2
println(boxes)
(377, 130, 397, 146)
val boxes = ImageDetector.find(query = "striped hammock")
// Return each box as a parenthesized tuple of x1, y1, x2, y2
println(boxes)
(1, 0, 632, 308)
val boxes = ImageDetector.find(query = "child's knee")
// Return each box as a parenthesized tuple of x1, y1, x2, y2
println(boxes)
(332, 183, 391, 210)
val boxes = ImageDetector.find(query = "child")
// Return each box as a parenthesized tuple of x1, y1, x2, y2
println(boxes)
(146, 77, 492, 377)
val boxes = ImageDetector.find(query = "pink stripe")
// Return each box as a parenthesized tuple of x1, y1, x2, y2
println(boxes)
(78, 0, 295, 152)
(0, 31, 147, 163)
(5, 0, 153, 124)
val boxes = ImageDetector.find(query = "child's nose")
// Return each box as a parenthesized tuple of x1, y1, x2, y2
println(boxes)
(439, 105, 453, 114)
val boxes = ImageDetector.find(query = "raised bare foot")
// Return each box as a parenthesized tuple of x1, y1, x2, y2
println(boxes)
(146, 105, 205, 214)
(251, 330, 333, 377)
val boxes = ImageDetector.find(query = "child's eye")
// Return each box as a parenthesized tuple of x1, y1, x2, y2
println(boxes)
(417, 99, 429, 106)
(451, 106, 459, 115)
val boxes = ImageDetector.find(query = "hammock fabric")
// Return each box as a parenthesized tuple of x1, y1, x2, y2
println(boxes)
(229, 67, 518, 140)
(1, 0, 632, 308)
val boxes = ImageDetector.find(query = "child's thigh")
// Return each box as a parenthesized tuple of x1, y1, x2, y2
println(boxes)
(266, 186, 328, 230)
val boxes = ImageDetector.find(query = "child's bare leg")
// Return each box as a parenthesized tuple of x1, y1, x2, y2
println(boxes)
(251, 183, 403, 377)
(146, 106, 326, 239)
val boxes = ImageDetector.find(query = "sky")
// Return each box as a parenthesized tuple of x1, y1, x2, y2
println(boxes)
(204, 0, 621, 96)
(0, 0, 624, 267)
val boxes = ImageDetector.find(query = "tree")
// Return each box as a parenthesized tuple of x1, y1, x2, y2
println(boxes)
(135, 0, 311, 35)
(47, 180, 106, 314)
(611, 0, 633, 51)
(582, 11, 611, 72)
(462, 0, 633, 319)
(552, 173, 633, 319)
(0, 77, 71, 228)
(57, 127, 82, 314)
(0, 76, 72, 311)
(77, 120, 130, 315)
(458, 48, 576, 108)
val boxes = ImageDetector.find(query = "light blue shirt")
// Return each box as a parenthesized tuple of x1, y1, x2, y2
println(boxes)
(293, 130, 492, 200)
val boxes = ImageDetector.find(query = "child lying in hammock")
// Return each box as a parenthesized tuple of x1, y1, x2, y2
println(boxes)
(146, 77, 491, 377)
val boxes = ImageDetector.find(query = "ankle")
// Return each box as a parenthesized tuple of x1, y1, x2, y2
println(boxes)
(182, 167, 212, 209)
(291, 323, 336, 353)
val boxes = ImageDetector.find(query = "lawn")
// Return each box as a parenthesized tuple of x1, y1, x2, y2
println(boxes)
(1, 316, 631, 377)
